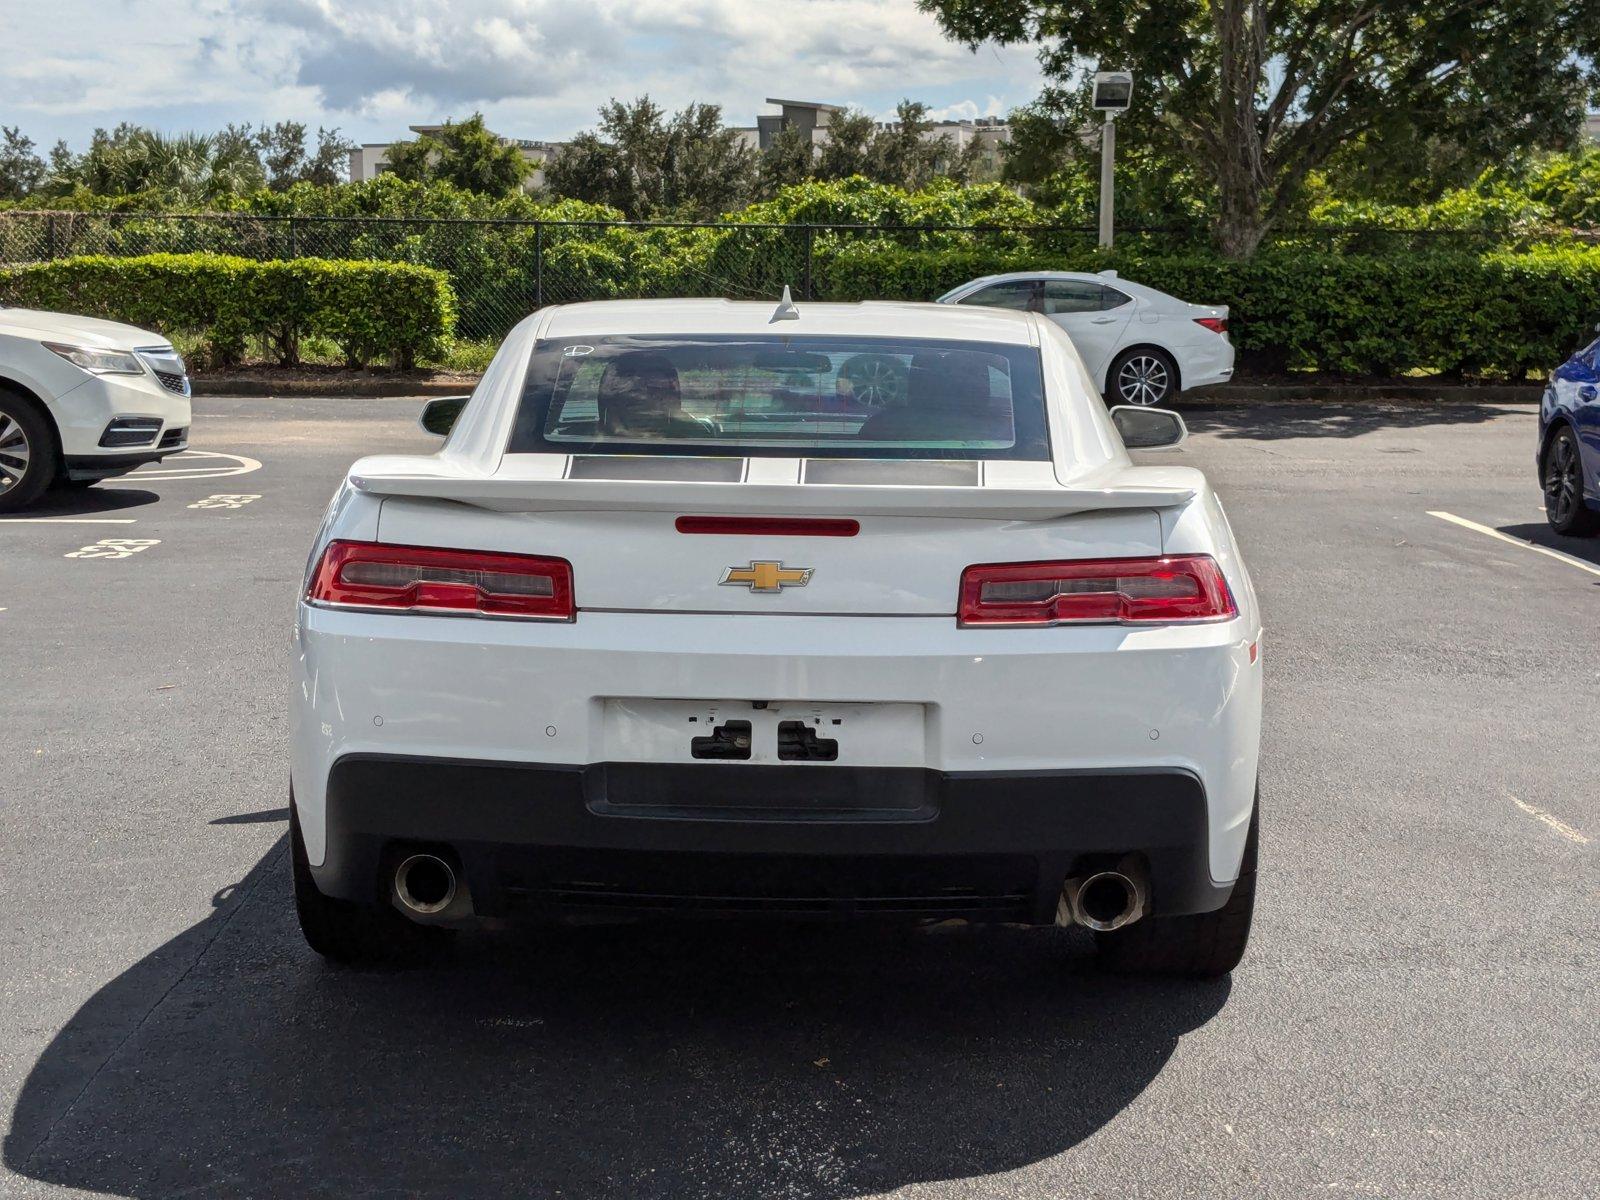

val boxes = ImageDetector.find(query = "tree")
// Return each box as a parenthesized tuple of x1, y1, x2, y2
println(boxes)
(1001, 90, 1216, 225)
(380, 114, 531, 197)
(919, 0, 1600, 257)
(870, 101, 949, 190)
(54, 124, 264, 201)
(382, 136, 435, 183)
(546, 97, 756, 217)
(659, 102, 758, 215)
(256, 122, 355, 190)
(815, 102, 985, 189)
(757, 126, 816, 198)
(0, 127, 46, 200)
(429, 115, 532, 196)
(815, 109, 877, 180)
(543, 132, 630, 211)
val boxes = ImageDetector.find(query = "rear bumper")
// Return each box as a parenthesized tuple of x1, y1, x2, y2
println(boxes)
(1179, 340, 1236, 391)
(291, 608, 1263, 886)
(313, 754, 1232, 924)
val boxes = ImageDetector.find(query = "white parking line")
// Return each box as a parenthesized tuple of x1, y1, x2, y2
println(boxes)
(0, 517, 138, 525)
(1427, 511, 1600, 578)
(1508, 793, 1591, 845)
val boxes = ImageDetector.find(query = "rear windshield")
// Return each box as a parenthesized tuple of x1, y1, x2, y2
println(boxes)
(508, 335, 1050, 460)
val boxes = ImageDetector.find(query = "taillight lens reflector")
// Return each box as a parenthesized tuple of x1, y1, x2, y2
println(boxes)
(675, 516, 859, 537)
(958, 555, 1236, 626)
(308, 540, 574, 621)
(1194, 316, 1229, 335)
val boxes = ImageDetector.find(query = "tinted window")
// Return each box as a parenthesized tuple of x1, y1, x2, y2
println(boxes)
(1041, 280, 1105, 315)
(1101, 286, 1132, 310)
(509, 335, 1051, 461)
(960, 281, 1039, 311)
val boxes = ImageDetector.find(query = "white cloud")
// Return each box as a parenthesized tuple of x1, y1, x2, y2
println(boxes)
(0, 0, 1045, 148)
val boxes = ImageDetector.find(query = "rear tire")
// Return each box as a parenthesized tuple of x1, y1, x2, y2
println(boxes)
(0, 393, 57, 514)
(1108, 347, 1179, 408)
(290, 800, 449, 965)
(1543, 426, 1600, 537)
(1095, 795, 1258, 978)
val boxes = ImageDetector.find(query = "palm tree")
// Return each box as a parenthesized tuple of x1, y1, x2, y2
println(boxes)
(61, 125, 265, 200)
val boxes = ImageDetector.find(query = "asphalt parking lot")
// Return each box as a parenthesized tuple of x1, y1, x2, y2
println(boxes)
(1, 396, 1595, 1199)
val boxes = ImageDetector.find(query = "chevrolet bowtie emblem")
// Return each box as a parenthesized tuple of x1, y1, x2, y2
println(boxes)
(720, 561, 814, 593)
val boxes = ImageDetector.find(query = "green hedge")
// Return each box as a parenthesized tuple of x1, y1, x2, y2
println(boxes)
(815, 242, 1600, 378)
(0, 252, 455, 369)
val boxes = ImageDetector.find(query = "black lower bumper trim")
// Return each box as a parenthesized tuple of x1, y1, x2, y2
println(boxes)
(64, 449, 182, 481)
(315, 755, 1230, 924)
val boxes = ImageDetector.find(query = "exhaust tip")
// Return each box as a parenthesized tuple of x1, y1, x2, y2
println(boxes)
(1061, 869, 1147, 932)
(395, 853, 457, 915)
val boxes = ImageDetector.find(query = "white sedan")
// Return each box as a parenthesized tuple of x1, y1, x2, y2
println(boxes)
(0, 307, 192, 512)
(289, 296, 1263, 977)
(937, 271, 1234, 406)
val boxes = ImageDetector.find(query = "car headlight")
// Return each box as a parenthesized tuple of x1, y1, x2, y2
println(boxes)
(43, 342, 145, 376)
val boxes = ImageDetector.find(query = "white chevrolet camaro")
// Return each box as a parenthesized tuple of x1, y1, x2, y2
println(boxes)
(290, 296, 1263, 977)
(936, 271, 1235, 407)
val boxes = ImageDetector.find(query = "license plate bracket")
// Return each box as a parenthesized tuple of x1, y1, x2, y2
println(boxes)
(601, 699, 926, 767)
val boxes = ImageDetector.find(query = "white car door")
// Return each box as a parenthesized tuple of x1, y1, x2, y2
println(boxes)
(1040, 279, 1137, 380)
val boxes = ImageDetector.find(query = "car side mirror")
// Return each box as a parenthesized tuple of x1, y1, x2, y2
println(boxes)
(419, 395, 469, 437)
(1110, 405, 1187, 449)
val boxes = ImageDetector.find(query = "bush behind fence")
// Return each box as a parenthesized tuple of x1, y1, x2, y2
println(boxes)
(0, 210, 1574, 336)
(1, 211, 1594, 378)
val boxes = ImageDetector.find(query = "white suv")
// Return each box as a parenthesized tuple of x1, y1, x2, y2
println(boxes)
(0, 307, 193, 512)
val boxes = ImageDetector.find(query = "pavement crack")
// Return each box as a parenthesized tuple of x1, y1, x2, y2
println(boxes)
(17, 842, 288, 1170)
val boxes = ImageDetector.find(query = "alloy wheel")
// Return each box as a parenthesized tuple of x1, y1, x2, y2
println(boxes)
(1117, 355, 1171, 406)
(0, 411, 31, 494)
(839, 355, 908, 407)
(1544, 435, 1580, 526)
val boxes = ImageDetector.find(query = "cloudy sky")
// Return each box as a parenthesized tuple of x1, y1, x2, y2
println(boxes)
(1, 0, 1046, 151)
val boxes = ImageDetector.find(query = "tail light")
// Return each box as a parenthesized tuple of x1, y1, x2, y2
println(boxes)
(308, 540, 574, 621)
(959, 555, 1236, 627)
(1194, 316, 1229, 335)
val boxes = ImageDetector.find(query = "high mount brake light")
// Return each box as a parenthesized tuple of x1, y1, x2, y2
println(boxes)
(675, 516, 860, 537)
(1194, 317, 1229, 335)
(308, 541, 574, 621)
(958, 555, 1236, 627)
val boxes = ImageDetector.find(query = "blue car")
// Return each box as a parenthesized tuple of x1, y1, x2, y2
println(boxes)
(1541, 327, 1600, 537)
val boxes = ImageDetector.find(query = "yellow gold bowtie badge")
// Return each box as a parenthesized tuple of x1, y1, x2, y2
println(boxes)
(720, 561, 814, 593)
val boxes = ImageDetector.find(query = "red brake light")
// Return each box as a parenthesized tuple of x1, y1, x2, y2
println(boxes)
(1194, 316, 1228, 335)
(675, 516, 859, 537)
(958, 555, 1236, 627)
(308, 540, 574, 621)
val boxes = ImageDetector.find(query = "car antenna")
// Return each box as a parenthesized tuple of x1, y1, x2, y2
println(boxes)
(770, 285, 800, 323)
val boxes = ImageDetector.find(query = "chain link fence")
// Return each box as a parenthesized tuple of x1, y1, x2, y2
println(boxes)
(0, 210, 1579, 343)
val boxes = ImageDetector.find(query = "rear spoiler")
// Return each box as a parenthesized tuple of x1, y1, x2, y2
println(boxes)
(349, 464, 1198, 521)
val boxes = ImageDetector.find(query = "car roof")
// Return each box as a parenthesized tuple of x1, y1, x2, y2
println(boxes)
(955, 271, 1169, 302)
(537, 298, 1039, 345)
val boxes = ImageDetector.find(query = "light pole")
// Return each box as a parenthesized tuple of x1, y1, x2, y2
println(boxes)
(1092, 71, 1134, 250)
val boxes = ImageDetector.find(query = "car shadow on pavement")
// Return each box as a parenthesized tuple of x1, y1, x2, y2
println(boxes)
(1498, 522, 1600, 568)
(0, 486, 161, 518)
(4, 842, 1230, 1199)
(1181, 401, 1512, 440)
